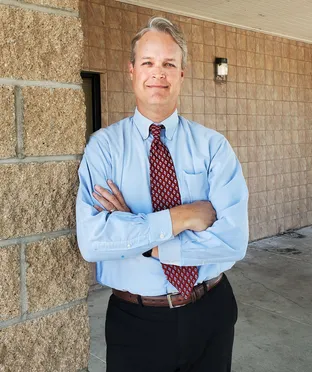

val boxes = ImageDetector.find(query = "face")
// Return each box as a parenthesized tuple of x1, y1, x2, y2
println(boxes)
(129, 30, 184, 118)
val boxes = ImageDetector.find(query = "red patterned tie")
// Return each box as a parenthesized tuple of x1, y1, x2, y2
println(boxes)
(149, 124, 198, 299)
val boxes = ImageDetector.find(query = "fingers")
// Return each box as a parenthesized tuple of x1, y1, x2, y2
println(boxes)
(94, 184, 124, 211)
(94, 204, 104, 213)
(151, 247, 159, 258)
(92, 191, 116, 212)
(93, 182, 131, 213)
(93, 186, 119, 212)
(107, 180, 131, 212)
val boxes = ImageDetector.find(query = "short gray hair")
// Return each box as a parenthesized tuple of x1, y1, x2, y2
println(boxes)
(130, 17, 187, 70)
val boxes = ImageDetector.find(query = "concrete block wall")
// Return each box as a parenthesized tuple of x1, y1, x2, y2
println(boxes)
(80, 0, 312, 242)
(0, 1, 90, 371)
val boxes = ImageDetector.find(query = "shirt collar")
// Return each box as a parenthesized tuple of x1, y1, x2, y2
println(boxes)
(133, 107, 179, 141)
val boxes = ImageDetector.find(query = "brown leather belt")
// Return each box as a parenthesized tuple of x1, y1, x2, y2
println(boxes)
(112, 273, 223, 309)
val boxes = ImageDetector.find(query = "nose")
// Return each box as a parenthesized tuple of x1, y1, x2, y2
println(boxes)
(152, 68, 165, 79)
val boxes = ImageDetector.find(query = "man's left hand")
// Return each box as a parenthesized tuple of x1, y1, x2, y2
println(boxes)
(92, 180, 131, 213)
(151, 247, 159, 258)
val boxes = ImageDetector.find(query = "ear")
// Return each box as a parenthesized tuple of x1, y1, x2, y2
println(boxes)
(180, 70, 185, 82)
(128, 61, 134, 80)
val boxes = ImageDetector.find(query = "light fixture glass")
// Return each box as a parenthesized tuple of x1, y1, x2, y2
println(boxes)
(215, 57, 228, 83)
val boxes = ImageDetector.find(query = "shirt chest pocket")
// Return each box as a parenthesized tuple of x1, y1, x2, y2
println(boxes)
(182, 170, 209, 203)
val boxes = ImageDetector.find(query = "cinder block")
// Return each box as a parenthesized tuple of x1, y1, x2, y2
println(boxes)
(0, 86, 16, 158)
(0, 161, 79, 239)
(0, 245, 20, 321)
(26, 235, 89, 312)
(19, 0, 79, 11)
(23, 87, 86, 156)
(0, 304, 89, 372)
(0, 6, 82, 83)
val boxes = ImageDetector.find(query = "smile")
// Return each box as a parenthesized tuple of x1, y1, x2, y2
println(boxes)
(146, 85, 169, 88)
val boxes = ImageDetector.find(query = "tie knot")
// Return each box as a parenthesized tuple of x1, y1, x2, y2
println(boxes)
(150, 124, 164, 140)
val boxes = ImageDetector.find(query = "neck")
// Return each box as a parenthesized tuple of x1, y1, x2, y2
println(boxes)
(137, 103, 177, 123)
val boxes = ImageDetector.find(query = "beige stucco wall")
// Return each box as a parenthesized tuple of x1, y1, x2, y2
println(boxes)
(80, 0, 312, 241)
(0, 1, 89, 371)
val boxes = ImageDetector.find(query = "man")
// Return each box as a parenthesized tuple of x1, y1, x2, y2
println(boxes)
(76, 17, 249, 372)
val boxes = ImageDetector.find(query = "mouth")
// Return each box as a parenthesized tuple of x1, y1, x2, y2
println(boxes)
(146, 85, 169, 89)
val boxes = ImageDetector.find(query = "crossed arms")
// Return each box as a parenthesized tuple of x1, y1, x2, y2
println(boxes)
(92, 181, 217, 258)
(76, 133, 249, 265)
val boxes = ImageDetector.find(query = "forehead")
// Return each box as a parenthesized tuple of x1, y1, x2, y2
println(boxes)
(135, 30, 182, 59)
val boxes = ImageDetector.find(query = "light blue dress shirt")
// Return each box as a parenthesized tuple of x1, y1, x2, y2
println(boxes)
(76, 108, 249, 296)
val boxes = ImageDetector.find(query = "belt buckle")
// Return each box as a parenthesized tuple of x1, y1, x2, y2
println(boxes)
(167, 293, 184, 309)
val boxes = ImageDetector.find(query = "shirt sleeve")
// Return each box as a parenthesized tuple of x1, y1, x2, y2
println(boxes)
(76, 134, 174, 263)
(158, 136, 249, 266)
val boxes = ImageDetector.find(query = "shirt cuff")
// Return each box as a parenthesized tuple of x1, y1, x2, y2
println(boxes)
(146, 209, 174, 244)
(158, 236, 181, 265)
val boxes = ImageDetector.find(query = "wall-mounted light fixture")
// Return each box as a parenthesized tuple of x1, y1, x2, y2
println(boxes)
(215, 57, 228, 83)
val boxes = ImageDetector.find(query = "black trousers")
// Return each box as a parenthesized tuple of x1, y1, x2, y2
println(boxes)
(105, 274, 238, 372)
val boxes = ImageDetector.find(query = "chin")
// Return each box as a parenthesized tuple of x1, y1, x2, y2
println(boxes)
(148, 94, 170, 103)
(147, 99, 169, 107)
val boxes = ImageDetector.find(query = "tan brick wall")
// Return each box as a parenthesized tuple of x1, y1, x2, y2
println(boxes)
(26, 235, 89, 312)
(80, 0, 312, 241)
(0, 162, 79, 239)
(0, 245, 20, 321)
(20, 0, 79, 11)
(23, 87, 86, 156)
(0, 1, 89, 371)
(0, 86, 16, 158)
(0, 5, 82, 83)
(0, 304, 89, 372)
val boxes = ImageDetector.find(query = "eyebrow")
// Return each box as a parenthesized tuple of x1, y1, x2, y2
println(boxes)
(140, 57, 177, 62)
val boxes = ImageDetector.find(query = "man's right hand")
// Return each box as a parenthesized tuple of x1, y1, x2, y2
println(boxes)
(170, 201, 216, 236)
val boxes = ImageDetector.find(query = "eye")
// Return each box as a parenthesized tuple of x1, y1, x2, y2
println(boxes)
(142, 61, 152, 66)
(164, 63, 176, 68)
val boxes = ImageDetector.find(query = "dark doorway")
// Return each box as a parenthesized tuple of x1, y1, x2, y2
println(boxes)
(81, 71, 102, 139)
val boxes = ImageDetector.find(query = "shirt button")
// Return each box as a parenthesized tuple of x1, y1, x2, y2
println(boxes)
(160, 233, 165, 239)
(127, 243, 131, 248)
